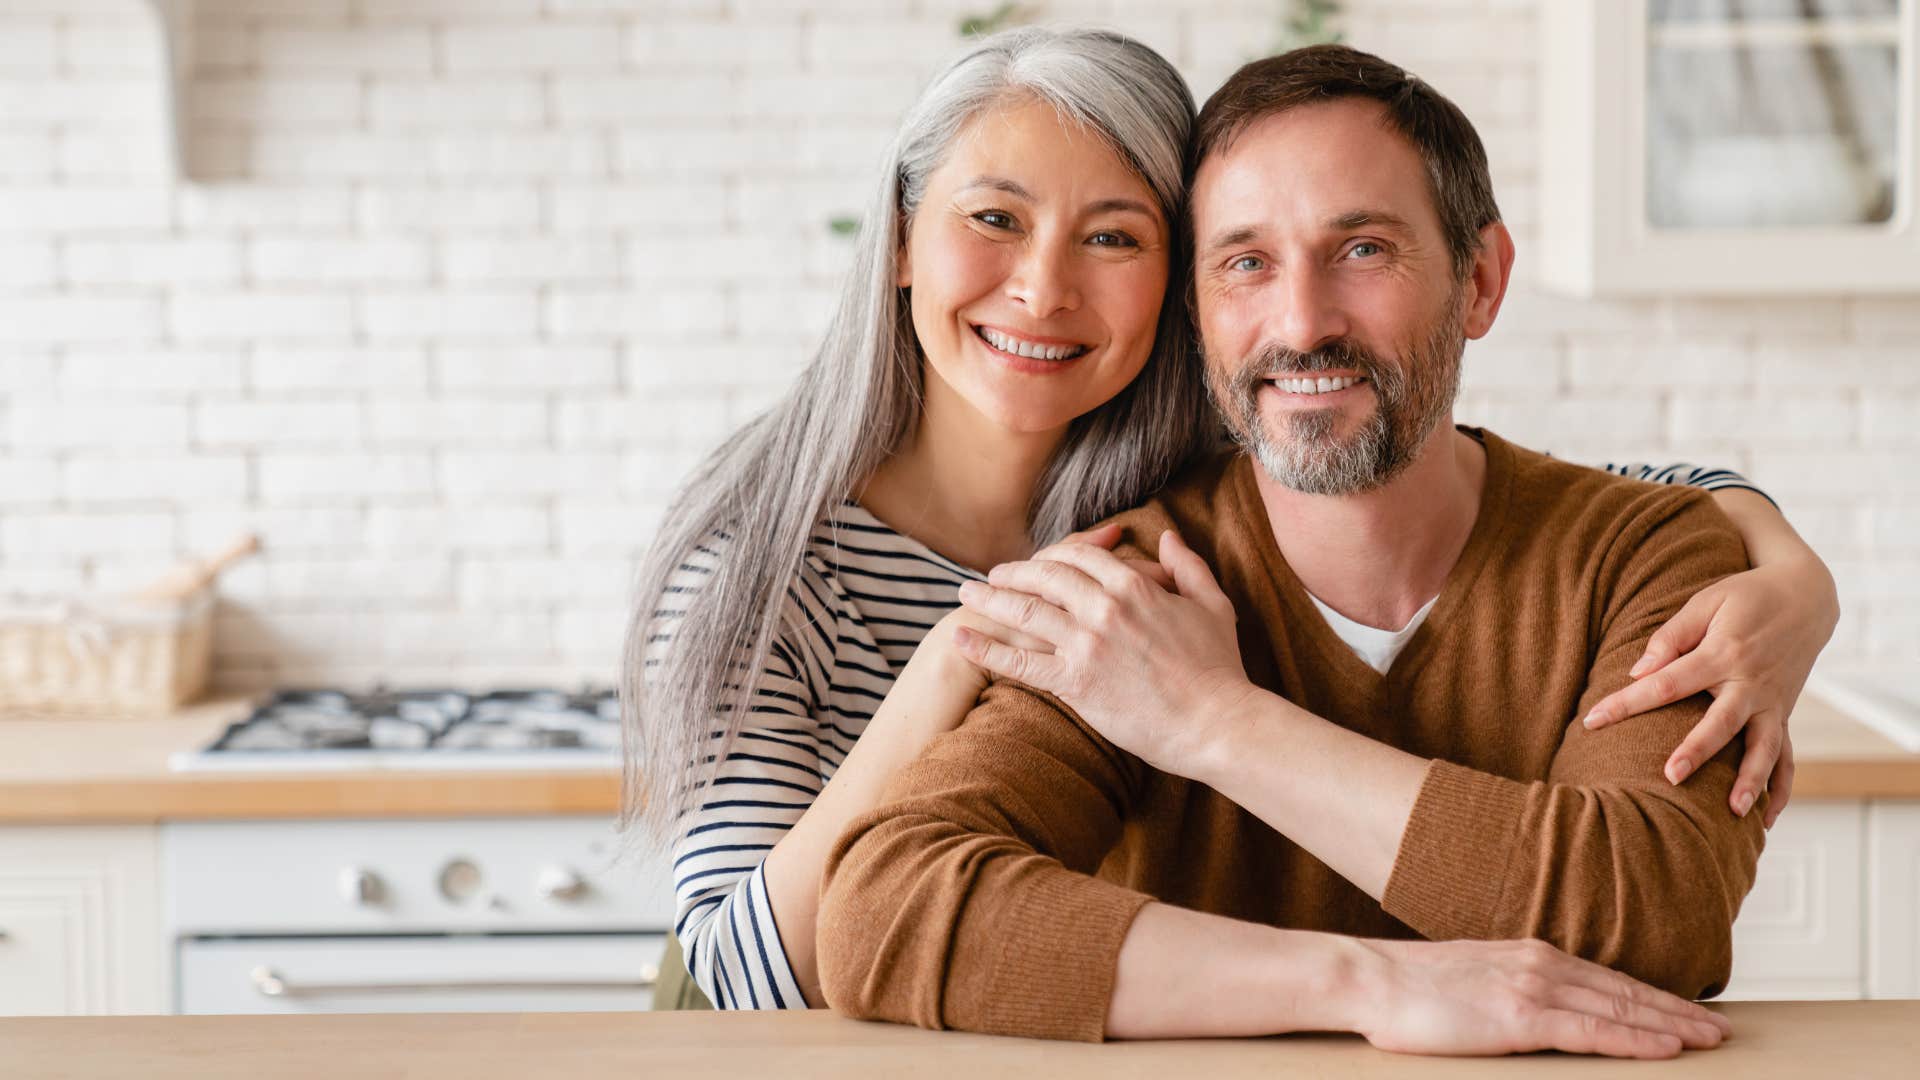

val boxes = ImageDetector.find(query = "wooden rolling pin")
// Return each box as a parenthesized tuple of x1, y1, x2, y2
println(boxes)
(131, 533, 261, 606)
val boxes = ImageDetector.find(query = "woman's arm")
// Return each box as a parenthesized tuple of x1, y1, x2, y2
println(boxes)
(753, 613, 992, 1007)
(1582, 474, 1839, 828)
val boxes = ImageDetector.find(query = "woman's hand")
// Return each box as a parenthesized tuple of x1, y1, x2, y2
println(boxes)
(1582, 553, 1839, 828)
(950, 528, 1255, 775)
(916, 524, 1167, 719)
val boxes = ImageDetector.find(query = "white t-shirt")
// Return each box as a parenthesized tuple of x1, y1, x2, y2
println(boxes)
(1305, 590, 1440, 675)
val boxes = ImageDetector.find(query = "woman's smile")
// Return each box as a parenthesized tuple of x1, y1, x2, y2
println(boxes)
(971, 323, 1095, 374)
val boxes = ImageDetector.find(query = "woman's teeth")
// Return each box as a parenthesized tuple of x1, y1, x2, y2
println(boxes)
(977, 326, 1089, 361)
(1275, 375, 1363, 395)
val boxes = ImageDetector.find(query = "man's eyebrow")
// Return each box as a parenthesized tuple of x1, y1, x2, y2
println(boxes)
(1201, 225, 1262, 254)
(1330, 209, 1414, 232)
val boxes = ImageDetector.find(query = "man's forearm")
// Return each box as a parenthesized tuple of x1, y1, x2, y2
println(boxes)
(1190, 688, 1427, 901)
(1105, 901, 1368, 1038)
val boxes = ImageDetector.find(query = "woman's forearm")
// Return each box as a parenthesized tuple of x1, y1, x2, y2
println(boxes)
(1709, 488, 1825, 570)
(757, 631, 986, 1006)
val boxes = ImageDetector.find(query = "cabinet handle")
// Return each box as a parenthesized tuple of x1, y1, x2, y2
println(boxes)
(249, 964, 659, 998)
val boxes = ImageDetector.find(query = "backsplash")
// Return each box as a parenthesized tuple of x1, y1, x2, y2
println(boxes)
(0, 0, 1912, 690)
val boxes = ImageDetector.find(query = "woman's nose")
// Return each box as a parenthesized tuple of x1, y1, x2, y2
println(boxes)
(1005, 237, 1081, 317)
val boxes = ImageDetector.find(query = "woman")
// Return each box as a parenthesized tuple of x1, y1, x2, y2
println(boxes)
(621, 27, 1837, 1015)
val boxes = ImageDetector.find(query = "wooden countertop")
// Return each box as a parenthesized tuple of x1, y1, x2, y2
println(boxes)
(0, 695, 618, 823)
(0, 689, 1915, 824)
(0, 1002, 1913, 1079)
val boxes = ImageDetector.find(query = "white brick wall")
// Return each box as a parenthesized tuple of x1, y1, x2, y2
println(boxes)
(0, 0, 1911, 692)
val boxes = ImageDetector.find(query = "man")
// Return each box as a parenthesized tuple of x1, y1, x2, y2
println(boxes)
(815, 46, 1764, 1058)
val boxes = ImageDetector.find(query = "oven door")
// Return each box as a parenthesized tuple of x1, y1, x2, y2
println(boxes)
(177, 933, 665, 1014)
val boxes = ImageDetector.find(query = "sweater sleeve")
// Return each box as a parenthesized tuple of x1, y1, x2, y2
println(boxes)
(1600, 460, 1778, 509)
(816, 682, 1154, 1042)
(655, 541, 820, 1011)
(1380, 490, 1768, 999)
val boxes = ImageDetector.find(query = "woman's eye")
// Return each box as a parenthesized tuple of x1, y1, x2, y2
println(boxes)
(1089, 231, 1138, 248)
(1230, 255, 1265, 273)
(973, 211, 1015, 229)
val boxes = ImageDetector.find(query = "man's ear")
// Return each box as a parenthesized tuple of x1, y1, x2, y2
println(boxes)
(1460, 221, 1515, 340)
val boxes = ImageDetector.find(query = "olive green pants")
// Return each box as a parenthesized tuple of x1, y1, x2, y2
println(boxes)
(651, 933, 714, 1011)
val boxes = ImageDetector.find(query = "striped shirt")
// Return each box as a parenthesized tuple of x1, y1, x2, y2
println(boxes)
(661, 459, 1767, 1010)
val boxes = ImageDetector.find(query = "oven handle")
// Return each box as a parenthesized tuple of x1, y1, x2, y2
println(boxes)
(250, 964, 660, 997)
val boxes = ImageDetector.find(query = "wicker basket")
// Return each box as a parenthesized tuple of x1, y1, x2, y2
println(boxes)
(0, 586, 214, 713)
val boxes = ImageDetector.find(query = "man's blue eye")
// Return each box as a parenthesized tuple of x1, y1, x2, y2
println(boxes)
(1348, 242, 1382, 259)
(1231, 255, 1264, 272)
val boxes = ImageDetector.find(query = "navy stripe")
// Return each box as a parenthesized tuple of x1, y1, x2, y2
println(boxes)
(745, 879, 788, 1009)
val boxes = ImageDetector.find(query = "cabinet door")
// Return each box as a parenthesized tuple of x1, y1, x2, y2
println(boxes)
(1722, 801, 1865, 1000)
(1868, 802, 1920, 998)
(0, 826, 164, 1015)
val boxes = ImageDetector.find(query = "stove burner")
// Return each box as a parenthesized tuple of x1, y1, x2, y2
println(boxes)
(201, 686, 621, 758)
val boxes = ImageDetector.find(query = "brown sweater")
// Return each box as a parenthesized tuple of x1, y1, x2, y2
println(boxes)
(816, 428, 1768, 1042)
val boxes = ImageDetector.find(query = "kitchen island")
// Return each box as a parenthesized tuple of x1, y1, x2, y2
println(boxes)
(1, 1002, 1914, 1079)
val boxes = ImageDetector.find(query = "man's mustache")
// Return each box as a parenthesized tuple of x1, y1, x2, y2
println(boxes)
(1235, 340, 1392, 388)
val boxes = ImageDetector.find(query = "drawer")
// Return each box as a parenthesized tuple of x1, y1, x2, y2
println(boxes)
(164, 817, 675, 935)
(177, 933, 666, 1015)
(1723, 801, 1865, 1000)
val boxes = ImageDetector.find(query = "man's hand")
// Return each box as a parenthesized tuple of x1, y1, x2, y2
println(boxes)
(1353, 937, 1731, 1059)
(951, 529, 1254, 776)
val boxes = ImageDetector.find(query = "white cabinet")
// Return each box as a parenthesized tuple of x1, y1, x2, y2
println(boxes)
(1541, 0, 1920, 294)
(1724, 801, 1866, 1000)
(1867, 802, 1920, 997)
(0, 826, 165, 1016)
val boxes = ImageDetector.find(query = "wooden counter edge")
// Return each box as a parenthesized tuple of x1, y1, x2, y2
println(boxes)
(0, 771, 622, 823)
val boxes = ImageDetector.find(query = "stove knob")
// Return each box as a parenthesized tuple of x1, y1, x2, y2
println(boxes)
(535, 865, 588, 903)
(338, 867, 384, 906)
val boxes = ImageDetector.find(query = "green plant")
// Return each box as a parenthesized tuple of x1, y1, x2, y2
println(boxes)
(1274, 0, 1343, 53)
(958, 2, 1029, 38)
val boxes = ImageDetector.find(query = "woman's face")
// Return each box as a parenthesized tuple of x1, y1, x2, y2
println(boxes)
(899, 96, 1170, 438)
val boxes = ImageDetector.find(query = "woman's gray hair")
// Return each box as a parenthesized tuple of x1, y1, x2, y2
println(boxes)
(619, 26, 1212, 846)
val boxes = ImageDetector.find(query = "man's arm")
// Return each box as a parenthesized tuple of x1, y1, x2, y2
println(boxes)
(815, 681, 1153, 1042)
(955, 491, 1766, 999)
(819, 657, 1731, 1053)
(1186, 492, 1766, 996)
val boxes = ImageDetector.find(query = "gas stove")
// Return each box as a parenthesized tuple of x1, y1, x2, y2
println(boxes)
(167, 686, 622, 771)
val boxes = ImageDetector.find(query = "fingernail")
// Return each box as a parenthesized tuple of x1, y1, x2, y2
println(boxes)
(1582, 710, 1604, 730)
(1666, 758, 1690, 785)
(1629, 655, 1653, 677)
(958, 581, 982, 601)
(1734, 790, 1755, 817)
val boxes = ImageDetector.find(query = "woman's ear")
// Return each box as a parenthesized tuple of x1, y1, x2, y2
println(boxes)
(894, 233, 913, 289)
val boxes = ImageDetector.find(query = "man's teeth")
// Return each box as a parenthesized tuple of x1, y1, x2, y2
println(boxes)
(978, 326, 1088, 361)
(1275, 375, 1363, 395)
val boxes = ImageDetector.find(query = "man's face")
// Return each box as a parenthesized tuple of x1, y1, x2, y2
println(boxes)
(1190, 97, 1468, 496)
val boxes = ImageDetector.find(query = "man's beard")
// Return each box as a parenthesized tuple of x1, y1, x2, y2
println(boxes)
(1205, 297, 1468, 496)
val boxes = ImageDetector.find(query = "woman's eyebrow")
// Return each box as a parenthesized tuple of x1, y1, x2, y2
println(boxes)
(959, 177, 1155, 220)
(1085, 197, 1156, 218)
(959, 175, 1033, 199)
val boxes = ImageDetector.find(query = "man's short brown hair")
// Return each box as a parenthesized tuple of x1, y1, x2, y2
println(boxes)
(1192, 44, 1501, 278)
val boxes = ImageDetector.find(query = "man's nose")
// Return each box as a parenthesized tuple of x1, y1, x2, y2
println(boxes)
(1274, 266, 1349, 354)
(1005, 236, 1081, 317)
